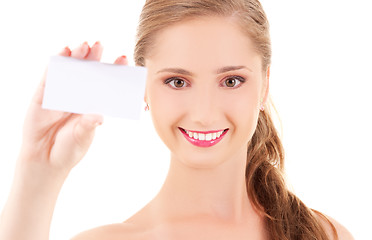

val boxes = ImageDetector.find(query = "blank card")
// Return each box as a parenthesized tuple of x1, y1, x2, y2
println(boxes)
(42, 56, 147, 120)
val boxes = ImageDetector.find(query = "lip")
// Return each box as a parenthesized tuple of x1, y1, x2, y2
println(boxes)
(179, 127, 229, 148)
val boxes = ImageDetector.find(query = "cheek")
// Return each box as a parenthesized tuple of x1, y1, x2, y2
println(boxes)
(221, 84, 260, 114)
(147, 85, 186, 146)
(149, 86, 186, 122)
(221, 88, 260, 141)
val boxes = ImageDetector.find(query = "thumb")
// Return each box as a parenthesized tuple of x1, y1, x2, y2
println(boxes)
(73, 114, 103, 150)
(50, 114, 104, 171)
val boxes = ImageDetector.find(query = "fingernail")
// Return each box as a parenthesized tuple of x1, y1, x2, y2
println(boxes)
(94, 41, 101, 45)
(79, 42, 85, 48)
(60, 46, 70, 54)
(81, 42, 91, 57)
(94, 118, 103, 127)
(121, 55, 127, 59)
(81, 42, 89, 49)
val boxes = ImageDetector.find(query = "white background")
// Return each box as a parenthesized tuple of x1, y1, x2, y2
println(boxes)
(0, 1, 371, 239)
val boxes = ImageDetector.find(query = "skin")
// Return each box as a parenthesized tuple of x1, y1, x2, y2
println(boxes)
(77, 16, 269, 240)
(129, 16, 268, 239)
(0, 42, 127, 240)
(0, 16, 353, 240)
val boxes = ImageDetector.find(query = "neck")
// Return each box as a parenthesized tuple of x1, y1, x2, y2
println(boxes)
(153, 147, 254, 223)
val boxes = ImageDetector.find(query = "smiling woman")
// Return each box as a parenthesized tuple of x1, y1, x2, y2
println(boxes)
(131, 1, 351, 239)
(0, 0, 364, 239)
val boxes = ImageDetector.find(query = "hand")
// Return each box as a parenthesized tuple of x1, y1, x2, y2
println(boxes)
(19, 42, 129, 176)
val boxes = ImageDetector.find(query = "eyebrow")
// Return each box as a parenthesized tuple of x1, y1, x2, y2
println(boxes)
(156, 65, 252, 76)
(216, 65, 253, 74)
(157, 68, 194, 76)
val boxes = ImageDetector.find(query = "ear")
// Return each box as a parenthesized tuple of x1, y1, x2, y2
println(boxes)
(144, 82, 149, 104)
(262, 65, 270, 105)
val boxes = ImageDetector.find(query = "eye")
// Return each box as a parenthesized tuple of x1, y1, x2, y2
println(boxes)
(222, 76, 246, 88)
(164, 77, 189, 89)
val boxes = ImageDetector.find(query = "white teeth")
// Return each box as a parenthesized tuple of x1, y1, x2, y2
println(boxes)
(193, 132, 198, 140)
(212, 132, 217, 140)
(198, 133, 205, 140)
(183, 129, 226, 141)
(205, 133, 212, 141)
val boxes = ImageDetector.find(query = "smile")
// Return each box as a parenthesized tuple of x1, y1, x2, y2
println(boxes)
(179, 128, 229, 148)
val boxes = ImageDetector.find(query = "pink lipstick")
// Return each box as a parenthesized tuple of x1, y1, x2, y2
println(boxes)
(179, 128, 228, 148)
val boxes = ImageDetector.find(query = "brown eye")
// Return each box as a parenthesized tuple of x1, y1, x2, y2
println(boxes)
(223, 76, 246, 88)
(165, 77, 189, 89)
(173, 79, 185, 88)
(225, 78, 236, 87)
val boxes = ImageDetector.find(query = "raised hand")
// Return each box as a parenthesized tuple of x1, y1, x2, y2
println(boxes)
(20, 42, 128, 175)
(0, 42, 128, 240)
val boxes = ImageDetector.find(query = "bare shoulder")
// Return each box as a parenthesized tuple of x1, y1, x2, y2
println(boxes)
(327, 216, 354, 240)
(314, 211, 354, 240)
(70, 222, 143, 240)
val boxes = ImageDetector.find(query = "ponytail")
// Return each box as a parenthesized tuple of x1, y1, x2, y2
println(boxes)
(246, 103, 337, 239)
(135, 0, 338, 238)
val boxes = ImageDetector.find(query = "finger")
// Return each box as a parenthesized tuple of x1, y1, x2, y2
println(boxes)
(48, 113, 102, 169)
(80, 114, 104, 127)
(85, 41, 103, 61)
(72, 114, 103, 152)
(70, 42, 91, 59)
(114, 55, 128, 65)
(31, 70, 47, 105)
(33, 46, 72, 105)
(59, 46, 71, 57)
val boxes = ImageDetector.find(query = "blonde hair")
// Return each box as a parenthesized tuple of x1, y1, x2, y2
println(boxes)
(134, 0, 337, 239)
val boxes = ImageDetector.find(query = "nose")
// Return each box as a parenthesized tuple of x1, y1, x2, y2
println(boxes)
(189, 85, 219, 127)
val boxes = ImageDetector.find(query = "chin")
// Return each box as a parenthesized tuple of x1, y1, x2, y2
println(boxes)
(172, 148, 236, 170)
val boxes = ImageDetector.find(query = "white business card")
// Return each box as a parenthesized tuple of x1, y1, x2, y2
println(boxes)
(42, 56, 147, 120)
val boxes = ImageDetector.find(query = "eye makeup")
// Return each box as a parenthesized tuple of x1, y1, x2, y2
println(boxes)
(220, 75, 246, 89)
(164, 77, 190, 89)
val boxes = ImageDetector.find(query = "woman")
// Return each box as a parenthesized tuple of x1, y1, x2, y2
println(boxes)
(0, 0, 354, 239)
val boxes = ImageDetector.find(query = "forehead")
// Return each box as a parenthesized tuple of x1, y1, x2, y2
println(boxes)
(146, 16, 262, 72)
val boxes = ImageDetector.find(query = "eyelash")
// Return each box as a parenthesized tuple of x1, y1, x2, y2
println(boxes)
(221, 76, 246, 88)
(164, 76, 246, 89)
(164, 77, 190, 89)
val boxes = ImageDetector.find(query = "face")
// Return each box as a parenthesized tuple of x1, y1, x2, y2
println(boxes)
(145, 16, 268, 169)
